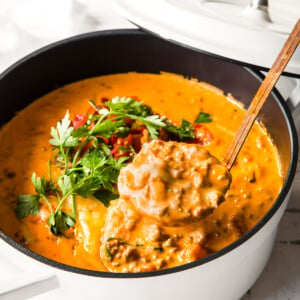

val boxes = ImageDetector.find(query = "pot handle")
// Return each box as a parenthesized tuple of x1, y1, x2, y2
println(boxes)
(287, 79, 300, 111)
(275, 76, 300, 113)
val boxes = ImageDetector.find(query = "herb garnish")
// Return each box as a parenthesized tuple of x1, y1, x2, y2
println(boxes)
(15, 96, 212, 235)
(195, 112, 212, 123)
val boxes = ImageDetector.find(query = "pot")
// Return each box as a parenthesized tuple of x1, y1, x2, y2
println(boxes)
(0, 29, 298, 300)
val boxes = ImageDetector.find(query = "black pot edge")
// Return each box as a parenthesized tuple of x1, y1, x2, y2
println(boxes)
(0, 29, 298, 279)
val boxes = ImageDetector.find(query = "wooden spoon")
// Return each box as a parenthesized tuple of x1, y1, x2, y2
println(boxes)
(225, 18, 300, 170)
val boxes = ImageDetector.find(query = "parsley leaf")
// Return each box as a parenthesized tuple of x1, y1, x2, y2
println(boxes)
(99, 166, 119, 191)
(48, 211, 75, 236)
(80, 149, 107, 176)
(100, 143, 111, 156)
(71, 126, 90, 138)
(75, 176, 102, 198)
(31, 172, 47, 195)
(92, 119, 125, 138)
(108, 156, 130, 170)
(15, 195, 40, 219)
(106, 97, 152, 117)
(93, 189, 119, 207)
(49, 111, 79, 147)
(138, 115, 166, 139)
(57, 174, 74, 196)
(195, 112, 212, 123)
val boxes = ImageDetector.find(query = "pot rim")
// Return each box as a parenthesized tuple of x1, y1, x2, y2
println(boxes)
(0, 29, 298, 278)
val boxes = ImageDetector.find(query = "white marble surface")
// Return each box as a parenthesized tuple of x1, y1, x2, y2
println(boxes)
(0, 1, 299, 299)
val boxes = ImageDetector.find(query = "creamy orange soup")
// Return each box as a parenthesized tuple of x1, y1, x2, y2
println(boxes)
(0, 72, 282, 271)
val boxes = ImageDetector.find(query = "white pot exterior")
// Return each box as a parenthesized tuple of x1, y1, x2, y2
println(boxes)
(0, 190, 291, 300)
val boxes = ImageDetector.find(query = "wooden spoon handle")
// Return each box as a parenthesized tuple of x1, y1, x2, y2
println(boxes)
(225, 18, 300, 170)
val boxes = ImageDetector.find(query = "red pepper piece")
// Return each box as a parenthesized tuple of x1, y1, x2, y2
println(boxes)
(131, 133, 143, 152)
(110, 134, 118, 145)
(72, 114, 88, 129)
(110, 134, 133, 159)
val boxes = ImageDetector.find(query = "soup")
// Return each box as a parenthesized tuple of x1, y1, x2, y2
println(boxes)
(0, 72, 282, 272)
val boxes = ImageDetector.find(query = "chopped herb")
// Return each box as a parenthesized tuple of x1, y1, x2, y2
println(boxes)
(107, 237, 129, 243)
(165, 119, 195, 140)
(72, 126, 90, 138)
(153, 246, 164, 252)
(115, 126, 130, 137)
(195, 112, 212, 123)
(15, 195, 40, 219)
(92, 119, 125, 138)
(105, 237, 130, 261)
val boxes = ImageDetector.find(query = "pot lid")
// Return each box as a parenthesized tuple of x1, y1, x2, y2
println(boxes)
(113, 0, 300, 78)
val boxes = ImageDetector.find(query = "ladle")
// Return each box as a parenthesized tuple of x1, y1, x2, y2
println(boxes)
(225, 18, 300, 170)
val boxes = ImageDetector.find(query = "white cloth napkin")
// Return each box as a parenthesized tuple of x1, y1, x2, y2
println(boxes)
(0, 240, 53, 296)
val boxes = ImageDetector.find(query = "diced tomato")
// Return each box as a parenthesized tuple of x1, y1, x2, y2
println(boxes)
(110, 134, 133, 159)
(72, 114, 88, 129)
(110, 134, 118, 145)
(192, 124, 213, 145)
(124, 118, 134, 127)
(131, 129, 150, 152)
(130, 127, 144, 134)
(126, 134, 133, 145)
(131, 133, 143, 152)
(110, 147, 118, 156)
